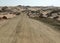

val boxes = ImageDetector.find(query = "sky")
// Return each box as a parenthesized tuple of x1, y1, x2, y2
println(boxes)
(0, 0, 60, 6)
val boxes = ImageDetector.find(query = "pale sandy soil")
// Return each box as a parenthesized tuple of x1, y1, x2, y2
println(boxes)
(0, 13, 60, 43)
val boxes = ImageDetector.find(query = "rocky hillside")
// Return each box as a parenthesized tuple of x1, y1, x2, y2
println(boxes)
(0, 5, 60, 21)
(26, 6, 60, 21)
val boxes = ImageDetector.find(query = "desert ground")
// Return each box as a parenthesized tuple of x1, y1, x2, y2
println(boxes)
(0, 12, 60, 43)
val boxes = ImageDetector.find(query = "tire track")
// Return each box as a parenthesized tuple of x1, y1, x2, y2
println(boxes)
(29, 18, 60, 43)
(0, 13, 60, 43)
(0, 16, 20, 43)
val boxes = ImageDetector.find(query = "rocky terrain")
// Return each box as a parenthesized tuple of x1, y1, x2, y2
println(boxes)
(0, 5, 60, 20)
(0, 5, 60, 43)
(26, 6, 60, 21)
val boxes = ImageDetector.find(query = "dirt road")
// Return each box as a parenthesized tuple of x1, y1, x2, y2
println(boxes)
(0, 13, 60, 43)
